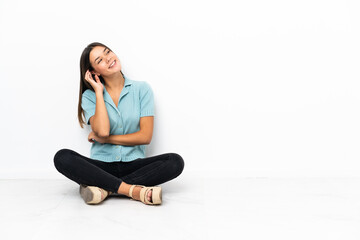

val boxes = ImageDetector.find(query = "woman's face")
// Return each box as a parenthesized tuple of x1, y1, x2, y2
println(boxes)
(89, 46, 121, 77)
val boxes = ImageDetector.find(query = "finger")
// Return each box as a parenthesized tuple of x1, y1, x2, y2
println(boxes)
(88, 72, 94, 81)
(95, 75, 101, 83)
(85, 72, 95, 83)
(84, 71, 91, 82)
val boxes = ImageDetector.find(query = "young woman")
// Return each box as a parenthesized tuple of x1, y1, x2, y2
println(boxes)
(53, 42, 184, 205)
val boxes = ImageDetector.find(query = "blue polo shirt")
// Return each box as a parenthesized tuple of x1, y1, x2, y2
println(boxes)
(81, 76, 155, 162)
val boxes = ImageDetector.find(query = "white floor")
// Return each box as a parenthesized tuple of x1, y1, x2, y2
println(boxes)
(1, 172, 360, 240)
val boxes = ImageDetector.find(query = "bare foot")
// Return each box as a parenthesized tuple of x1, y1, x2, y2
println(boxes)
(117, 183, 152, 203)
(131, 186, 152, 203)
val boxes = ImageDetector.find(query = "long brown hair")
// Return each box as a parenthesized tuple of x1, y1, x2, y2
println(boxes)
(77, 42, 124, 128)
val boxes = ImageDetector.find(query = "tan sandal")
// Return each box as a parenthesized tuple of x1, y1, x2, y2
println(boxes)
(79, 184, 112, 205)
(128, 185, 162, 205)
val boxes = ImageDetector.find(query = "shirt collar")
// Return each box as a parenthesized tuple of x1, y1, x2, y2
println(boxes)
(101, 75, 132, 111)
(124, 75, 132, 87)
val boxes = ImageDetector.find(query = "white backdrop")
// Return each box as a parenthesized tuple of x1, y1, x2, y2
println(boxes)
(0, 0, 359, 178)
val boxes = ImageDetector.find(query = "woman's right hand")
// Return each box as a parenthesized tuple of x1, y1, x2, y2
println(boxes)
(84, 70, 104, 94)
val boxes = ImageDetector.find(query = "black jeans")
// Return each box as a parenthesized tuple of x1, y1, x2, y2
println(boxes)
(53, 149, 185, 193)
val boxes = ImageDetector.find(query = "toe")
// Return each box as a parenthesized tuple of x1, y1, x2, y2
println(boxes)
(147, 189, 153, 202)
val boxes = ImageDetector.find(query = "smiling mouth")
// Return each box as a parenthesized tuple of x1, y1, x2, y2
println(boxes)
(109, 60, 116, 69)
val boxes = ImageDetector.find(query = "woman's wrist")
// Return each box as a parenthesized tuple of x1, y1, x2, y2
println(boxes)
(95, 90, 104, 96)
(104, 135, 111, 144)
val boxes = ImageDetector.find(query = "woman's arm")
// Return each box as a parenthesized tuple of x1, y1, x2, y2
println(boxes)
(83, 71, 110, 137)
(89, 116, 154, 146)
(89, 92, 111, 138)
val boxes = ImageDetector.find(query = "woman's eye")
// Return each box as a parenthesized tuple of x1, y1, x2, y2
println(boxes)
(98, 59, 102, 64)
(107, 50, 110, 54)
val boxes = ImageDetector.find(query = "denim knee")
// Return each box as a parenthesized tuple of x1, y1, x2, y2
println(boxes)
(53, 148, 73, 172)
(168, 153, 185, 177)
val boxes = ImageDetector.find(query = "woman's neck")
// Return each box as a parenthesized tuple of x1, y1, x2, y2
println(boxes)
(104, 72, 125, 92)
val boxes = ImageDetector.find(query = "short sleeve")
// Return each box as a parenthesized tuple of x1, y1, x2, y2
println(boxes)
(140, 82, 155, 117)
(81, 90, 96, 125)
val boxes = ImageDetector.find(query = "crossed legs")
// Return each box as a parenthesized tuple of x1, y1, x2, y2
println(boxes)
(53, 149, 184, 204)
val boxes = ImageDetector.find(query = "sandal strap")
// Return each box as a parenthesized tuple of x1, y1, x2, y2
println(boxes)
(98, 188, 109, 199)
(140, 187, 153, 205)
(129, 185, 136, 198)
(139, 187, 147, 204)
(129, 185, 145, 199)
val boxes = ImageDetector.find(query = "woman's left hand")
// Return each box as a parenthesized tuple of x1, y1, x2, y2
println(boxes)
(88, 131, 107, 144)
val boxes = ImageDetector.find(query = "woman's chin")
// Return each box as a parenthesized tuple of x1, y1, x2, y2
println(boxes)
(106, 69, 122, 77)
(109, 65, 121, 73)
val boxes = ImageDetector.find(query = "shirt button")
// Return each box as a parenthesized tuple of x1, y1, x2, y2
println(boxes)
(116, 156, 120, 159)
(118, 125, 122, 128)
